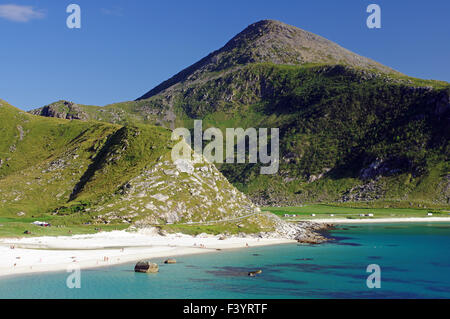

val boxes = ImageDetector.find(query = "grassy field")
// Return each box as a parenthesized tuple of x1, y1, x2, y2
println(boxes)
(264, 204, 450, 220)
(0, 217, 128, 238)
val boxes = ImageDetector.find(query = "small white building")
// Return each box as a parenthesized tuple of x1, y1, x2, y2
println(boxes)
(311, 214, 316, 217)
(427, 213, 433, 216)
(368, 213, 374, 217)
(330, 214, 334, 217)
(32, 221, 50, 227)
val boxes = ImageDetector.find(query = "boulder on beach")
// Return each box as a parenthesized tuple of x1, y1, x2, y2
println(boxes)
(164, 258, 176, 264)
(134, 260, 159, 273)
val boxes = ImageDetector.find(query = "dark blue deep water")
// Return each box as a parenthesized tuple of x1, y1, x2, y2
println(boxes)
(0, 222, 449, 298)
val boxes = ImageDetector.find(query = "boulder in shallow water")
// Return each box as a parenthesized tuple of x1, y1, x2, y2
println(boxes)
(164, 258, 176, 264)
(248, 270, 262, 277)
(134, 260, 159, 273)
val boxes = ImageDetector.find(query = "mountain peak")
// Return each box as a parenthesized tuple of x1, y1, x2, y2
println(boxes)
(226, 19, 288, 40)
(137, 20, 398, 100)
(223, 19, 302, 47)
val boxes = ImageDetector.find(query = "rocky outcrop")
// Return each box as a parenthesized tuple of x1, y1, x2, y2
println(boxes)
(340, 179, 384, 202)
(252, 213, 333, 243)
(104, 154, 260, 226)
(30, 101, 89, 121)
(359, 157, 409, 180)
(134, 260, 159, 273)
(295, 222, 334, 244)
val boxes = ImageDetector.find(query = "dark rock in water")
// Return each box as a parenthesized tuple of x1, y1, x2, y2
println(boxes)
(248, 270, 262, 277)
(164, 258, 176, 264)
(297, 239, 319, 244)
(134, 260, 159, 273)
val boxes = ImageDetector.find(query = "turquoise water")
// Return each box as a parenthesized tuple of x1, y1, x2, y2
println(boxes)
(0, 222, 449, 299)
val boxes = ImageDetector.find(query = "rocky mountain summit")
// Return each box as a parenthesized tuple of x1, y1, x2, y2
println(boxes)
(137, 20, 397, 100)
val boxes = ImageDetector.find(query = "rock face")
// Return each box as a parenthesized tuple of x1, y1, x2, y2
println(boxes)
(340, 179, 384, 202)
(359, 157, 409, 181)
(134, 260, 159, 273)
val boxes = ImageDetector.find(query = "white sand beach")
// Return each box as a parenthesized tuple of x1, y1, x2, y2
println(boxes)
(0, 229, 294, 278)
(307, 217, 450, 224)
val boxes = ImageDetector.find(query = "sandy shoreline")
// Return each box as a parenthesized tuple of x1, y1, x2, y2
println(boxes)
(0, 229, 294, 278)
(304, 217, 450, 224)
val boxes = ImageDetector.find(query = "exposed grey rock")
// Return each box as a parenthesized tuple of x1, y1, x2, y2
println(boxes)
(30, 101, 89, 121)
(174, 159, 194, 174)
(134, 260, 159, 273)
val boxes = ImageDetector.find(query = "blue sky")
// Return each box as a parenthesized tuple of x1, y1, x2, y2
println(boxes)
(1, 0, 449, 111)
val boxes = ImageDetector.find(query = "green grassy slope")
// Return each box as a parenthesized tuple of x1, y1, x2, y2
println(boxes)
(0, 99, 120, 215)
(27, 63, 450, 208)
(1, 100, 279, 237)
(154, 63, 450, 207)
(234, 65, 447, 204)
(30, 99, 177, 128)
(25, 19, 450, 208)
